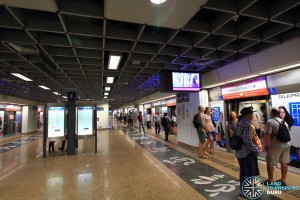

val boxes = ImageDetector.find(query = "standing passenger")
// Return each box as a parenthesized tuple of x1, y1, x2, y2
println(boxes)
(235, 107, 259, 199)
(197, 106, 209, 159)
(138, 111, 146, 134)
(154, 112, 161, 135)
(161, 112, 171, 141)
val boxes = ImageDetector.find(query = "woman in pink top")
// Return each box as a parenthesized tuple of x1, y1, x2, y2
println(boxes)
(204, 107, 217, 154)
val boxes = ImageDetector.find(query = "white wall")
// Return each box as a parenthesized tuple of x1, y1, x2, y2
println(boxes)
(21, 106, 38, 133)
(97, 103, 109, 129)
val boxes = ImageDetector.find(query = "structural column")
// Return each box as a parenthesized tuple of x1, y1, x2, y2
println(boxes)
(67, 91, 76, 155)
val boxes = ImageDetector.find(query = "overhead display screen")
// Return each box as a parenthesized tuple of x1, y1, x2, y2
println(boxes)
(172, 72, 200, 91)
(77, 106, 93, 135)
(221, 77, 268, 100)
(48, 107, 65, 137)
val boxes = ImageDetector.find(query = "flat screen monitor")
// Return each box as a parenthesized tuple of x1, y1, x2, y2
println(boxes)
(172, 72, 200, 91)
(48, 107, 65, 137)
(77, 106, 93, 135)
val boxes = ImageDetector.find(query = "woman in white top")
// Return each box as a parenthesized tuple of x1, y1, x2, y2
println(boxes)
(204, 107, 216, 154)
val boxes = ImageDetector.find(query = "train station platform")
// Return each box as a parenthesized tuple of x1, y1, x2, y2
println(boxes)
(0, 120, 299, 200)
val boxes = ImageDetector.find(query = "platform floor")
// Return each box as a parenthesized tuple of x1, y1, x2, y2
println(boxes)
(0, 120, 299, 200)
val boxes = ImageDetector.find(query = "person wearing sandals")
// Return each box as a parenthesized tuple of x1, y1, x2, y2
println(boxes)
(235, 107, 259, 199)
(196, 105, 209, 159)
(264, 108, 291, 186)
(204, 107, 216, 155)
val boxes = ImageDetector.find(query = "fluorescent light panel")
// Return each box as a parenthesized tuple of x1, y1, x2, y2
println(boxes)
(108, 55, 121, 70)
(39, 85, 50, 90)
(150, 0, 167, 4)
(106, 77, 114, 84)
(53, 92, 60, 95)
(11, 73, 32, 81)
(104, 92, 109, 95)
(104, 96, 108, 99)
(62, 96, 67, 99)
(105, 87, 111, 91)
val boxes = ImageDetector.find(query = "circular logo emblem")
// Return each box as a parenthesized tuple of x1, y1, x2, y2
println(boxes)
(242, 176, 265, 199)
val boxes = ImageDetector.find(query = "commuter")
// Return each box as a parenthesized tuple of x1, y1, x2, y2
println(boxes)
(58, 140, 66, 151)
(264, 108, 291, 186)
(128, 112, 134, 127)
(48, 140, 55, 152)
(279, 106, 294, 128)
(146, 113, 151, 129)
(235, 107, 259, 198)
(138, 111, 146, 134)
(196, 106, 209, 159)
(154, 112, 161, 135)
(229, 111, 238, 162)
(204, 107, 216, 154)
(161, 112, 171, 141)
(124, 113, 128, 125)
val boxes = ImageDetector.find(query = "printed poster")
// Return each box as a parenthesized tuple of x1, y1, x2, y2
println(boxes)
(271, 92, 300, 169)
(181, 104, 185, 120)
(211, 101, 226, 151)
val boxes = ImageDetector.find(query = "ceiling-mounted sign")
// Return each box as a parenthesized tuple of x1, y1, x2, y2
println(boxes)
(166, 98, 176, 106)
(221, 77, 268, 100)
(177, 93, 189, 103)
(144, 104, 151, 109)
(39, 50, 56, 79)
(77, 106, 93, 135)
(48, 107, 65, 137)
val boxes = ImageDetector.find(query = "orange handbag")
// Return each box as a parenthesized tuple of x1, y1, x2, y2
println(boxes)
(254, 134, 263, 154)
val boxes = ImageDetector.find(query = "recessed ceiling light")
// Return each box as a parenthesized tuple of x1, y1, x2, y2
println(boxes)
(108, 55, 122, 70)
(104, 92, 109, 96)
(62, 96, 67, 99)
(106, 77, 114, 84)
(53, 92, 60, 95)
(104, 96, 108, 99)
(39, 85, 50, 90)
(150, 0, 167, 4)
(11, 73, 32, 81)
(105, 87, 111, 91)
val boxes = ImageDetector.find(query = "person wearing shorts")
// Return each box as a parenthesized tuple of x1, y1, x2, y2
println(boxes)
(264, 108, 291, 186)
(196, 106, 209, 159)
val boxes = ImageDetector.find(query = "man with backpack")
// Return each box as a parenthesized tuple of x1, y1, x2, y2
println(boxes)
(264, 108, 291, 186)
(161, 112, 171, 141)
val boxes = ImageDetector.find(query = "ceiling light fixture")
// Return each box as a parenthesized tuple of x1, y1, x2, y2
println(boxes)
(39, 85, 50, 90)
(106, 77, 114, 84)
(104, 92, 109, 96)
(150, 0, 167, 4)
(108, 55, 122, 70)
(259, 63, 300, 75)
(104, 96, 108, 99)
(105, 87, 111, 91)
(53, 92, 60, 95)
(11, 73, 32, 81)
(62, 96, 67, 99)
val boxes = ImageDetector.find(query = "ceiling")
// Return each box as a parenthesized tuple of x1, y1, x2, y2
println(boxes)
(0, 0, 299, 107)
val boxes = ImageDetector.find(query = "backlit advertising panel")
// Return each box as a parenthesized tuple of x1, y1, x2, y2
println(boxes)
(48, 107, 65, 137)
(211, 101, 226, 151)
(77, 106, 93, 135)
(221, 77, 268, 100)
(271, 92, 300, 172)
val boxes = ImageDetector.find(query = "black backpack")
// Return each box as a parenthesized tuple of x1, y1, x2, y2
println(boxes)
(161, 117, 168, 127)
(230, 135, 243, 150)
(274, 119, 291, 142)
(193, 114, 200, 128)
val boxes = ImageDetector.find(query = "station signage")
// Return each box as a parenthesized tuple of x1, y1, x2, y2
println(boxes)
(221, 77, 268, 100)
(77, 106, 93, 135)
(177, 93, 189, 103)
(48, 107, 65, 137)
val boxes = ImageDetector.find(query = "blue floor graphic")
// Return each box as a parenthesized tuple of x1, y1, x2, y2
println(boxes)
(123, 127, 281, 200)
(0, 135, 40, 154)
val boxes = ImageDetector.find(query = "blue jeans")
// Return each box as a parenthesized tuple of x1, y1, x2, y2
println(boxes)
(155, 123, 160, 135)
(139, 122, 145, 134)
(237, 153, 260, 192)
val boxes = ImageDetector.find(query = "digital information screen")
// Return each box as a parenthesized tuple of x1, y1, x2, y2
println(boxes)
(48, 107, 65, 137)
(77, 106, 93, 135)
(172, 72, 200, 91)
